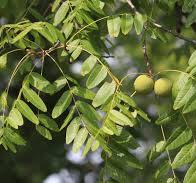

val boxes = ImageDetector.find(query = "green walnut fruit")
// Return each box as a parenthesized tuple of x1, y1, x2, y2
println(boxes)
(134, 75, 154, 94)
(154, 78, 172, 97)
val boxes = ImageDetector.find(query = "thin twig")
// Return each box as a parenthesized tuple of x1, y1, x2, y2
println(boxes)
(142, 37, 153, 76)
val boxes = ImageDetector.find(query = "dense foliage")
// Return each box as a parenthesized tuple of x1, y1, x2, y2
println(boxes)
(0, 0, 196, 182)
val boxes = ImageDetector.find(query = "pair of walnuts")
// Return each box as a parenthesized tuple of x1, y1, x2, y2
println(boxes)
(134, 75, 172, 96)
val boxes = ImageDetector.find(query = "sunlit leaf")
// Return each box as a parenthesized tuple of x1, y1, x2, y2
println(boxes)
(53, 1, 69, 26)
(92, 81, 116, 107)
(72, 127, 88, 153)
(22, 86, 47, 112)
(172, 143, 196, 169)
(86, 64, 107, 89)
(81, 55, 97, 76)
(121, 13, 133, 35)
(107, 16, 121, 37)
(52, 90, 72, 119)
(134, 12, 144, 35)
(16, 100, 39, 125)
(66, 117, 80, 144)
(7, 108, 23, 129)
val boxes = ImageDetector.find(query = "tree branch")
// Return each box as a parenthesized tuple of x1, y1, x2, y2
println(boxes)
(126, 0, 196, 46)
(142, 38, 153, 76)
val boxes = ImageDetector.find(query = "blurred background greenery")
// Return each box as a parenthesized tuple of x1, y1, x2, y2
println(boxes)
(0, 0, 196, 182)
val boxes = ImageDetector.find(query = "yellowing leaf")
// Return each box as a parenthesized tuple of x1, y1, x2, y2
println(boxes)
(107, 16, 121, 37)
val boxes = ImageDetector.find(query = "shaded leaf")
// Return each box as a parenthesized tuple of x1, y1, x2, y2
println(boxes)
(71, 86, 95, 100)
(36, 125, 52, 140)
(38, 114, 59, 132)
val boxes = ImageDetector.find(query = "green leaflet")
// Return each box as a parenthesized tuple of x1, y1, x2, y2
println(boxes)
(37, 25, 56, 44)
(184, 160, 196, 183)
(52, 76, 68, 93)
(188, 51, 196, 68)
(71, 86, 95, 100)
(155, 110, 179, 125)
(186, 9, 196, 28)
(112, 129, 139, 149)
(36, 125, 52, 140)
(155, 161, 170, 181)
(92, 81, 116, 108)
(108, 139, 143, 170)
(117, 91, 137, 108)
(16, 100, 39, 125)
(172, 73, 189, 99)
(70, 46, 82, 62)
(22, 86, 47, 112)
(76, 101, 101, 124)
(81, 55, 97, 76)
(52, 90, 72, 119)
(7, 108, 23, 129)
(183, 93, 196, 113)
(2, 137, 17, 153)
(107, 16, 121, 37)
(166, 125, 186, 146)
(0, 53, 7, 69)
(66, 117, 80, 144)
(134, 12, 144, 35)
(167, 128, 192, 150)
(172, 143, 196, 169)
(121, 13, 133, 35)
(109, 109, 134, 127)
(53, 1, 69, 26)
(11, 26, 33, 43)
(67, 39, 80, 53)
(116, 103, 137, 125)
(91, 140, 100, 151)
(148, 141, 166, 161)
(4, 128, 26, 146)
(29, 72, 55, 94)
(86, 64, 107, 89)
(82, 136, 94, 157)
(52, 0, 61, 12)
(102, 119, 118, 136)
(60, 106, 76, 131)
(72, 127, 88, 153)
(62, 22, 73, 39)
(45, 23, 59, 43)
(38, 114, 59, 132)
(174, 80, 196, 110)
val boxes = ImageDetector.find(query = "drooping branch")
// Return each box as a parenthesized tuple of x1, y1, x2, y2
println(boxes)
(126, 0, 196, 46)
